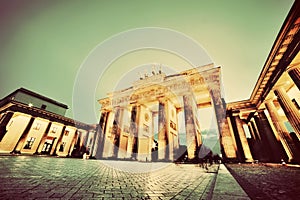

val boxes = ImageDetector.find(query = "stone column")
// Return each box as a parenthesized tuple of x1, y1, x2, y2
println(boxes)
(102, 111, 116, 158)
(183, 95, 197, 160)
(249, 119, 261, 141)
(158, 99, 168, 160)
(129, 105, 140, 159)
(68, 131, 78, 156)
(274, 86, 300, 137)
(0, 112, 14, 141)
(226, 116, 237, 151)
(249, 118, 267, 161)
(226, 111, 246, 162)
(265, 99, 299, 162)
(204, 69, 237, 161)
(247, 121, 259, 160)
(221, 116, 237, 160)
(234, 116, 253, 162)
(94, 111, 109, 159)
(112, 107, 123, 158)
(35, 122, 52, 154)
(52, 126, 66, 156)
(287, 66, 300, 90)
(118, 107, 131, 159)
(12, 117, 35, 154)
(257, 109, 288, 162)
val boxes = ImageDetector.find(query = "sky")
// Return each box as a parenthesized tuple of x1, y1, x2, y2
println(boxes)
(0, 0, 294, 124)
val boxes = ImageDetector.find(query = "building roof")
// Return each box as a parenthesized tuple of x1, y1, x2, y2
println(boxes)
(0, 87, 68, 109)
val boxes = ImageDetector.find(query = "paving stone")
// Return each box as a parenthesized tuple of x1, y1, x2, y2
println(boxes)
(226, 163, 300, 200)
(0, 156, 223, 200)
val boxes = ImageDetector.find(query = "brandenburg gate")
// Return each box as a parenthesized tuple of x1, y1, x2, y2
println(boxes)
(95, 64, 236, 162)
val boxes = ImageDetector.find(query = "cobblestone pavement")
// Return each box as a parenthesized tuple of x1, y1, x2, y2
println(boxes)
(226, 163, 300, 200)
(0, 156, 219, 200)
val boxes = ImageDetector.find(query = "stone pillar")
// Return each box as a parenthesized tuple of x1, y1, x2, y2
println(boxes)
(226, 116, 238, 152)
(102, 110, 117, 158)
(204, 68, 237, 161)
(129, 105, 140, 160)
(68, 131, 78, 156)
(94, 111, 109, 159)
(52, 126, 66, 156)
(249, 119, 261, 141)
(0, 112, 14, 141)
(287, 66, 300, 90)
(248, 118, 267, 161)
(112, 107, 123, 158)
(221, 116, 237, 160)
(12, 117, 35, 153)
(35, 122, 52, 154)
(158, 99, 168, 160)
(234, 116, 253, 162)
(247, 121, 259, 160)
(274, 86, 300, 137)
(257, 109, 288, 162)
(151, 111, 158, 161)
(265, 99, 299, 162)
(183, 95, 197, 160)
(228, 113, 246, 162)
(118, 107, 131, 159)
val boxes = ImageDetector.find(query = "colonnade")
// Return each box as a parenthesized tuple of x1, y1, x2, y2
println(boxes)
(95, 66, 228, 162)
(0, 110, 96, 158)
(96, 95, 203, 162)
(227, 66, 300, 163)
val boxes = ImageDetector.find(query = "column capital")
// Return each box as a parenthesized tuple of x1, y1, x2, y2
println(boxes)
(287, 65, 300, 90)
(273, 85, 300, 136)
(286, 62, 300, 72)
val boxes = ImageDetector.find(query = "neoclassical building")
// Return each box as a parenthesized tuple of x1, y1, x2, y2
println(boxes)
(226, 1, 300, 163)
(95, 64, 233, 162)
(0, 88, 97, 158)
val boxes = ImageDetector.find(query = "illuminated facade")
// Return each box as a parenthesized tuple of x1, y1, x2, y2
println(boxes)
(226, 1, 300, 163)
(95, 64, 235, 162)
(0, 88, 96, 158)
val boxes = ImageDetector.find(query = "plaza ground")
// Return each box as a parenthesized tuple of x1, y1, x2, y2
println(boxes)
(226, 163, 300, 200)
(1, 156, 299, 199)
(0, 156, 248, 200)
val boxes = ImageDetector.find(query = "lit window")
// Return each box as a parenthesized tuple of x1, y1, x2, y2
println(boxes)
(143, 124, 149, 133)
(59, 142, 66, 152)
(51, 127, 57, 133)
(170, 120, 177, 130)
(64, 130, 69, 136)
(33, 123, 41, 130)
(24, 137, 35, 149)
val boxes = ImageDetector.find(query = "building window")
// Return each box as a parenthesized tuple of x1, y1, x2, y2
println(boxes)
(59, 142, 66, 152)
(51, 127, 57, 133)
(33, 123, 41, 130)
(143, 124, 149, 133)
(170, 120, 177, 130)
(41, 104, 47, 110)
(24, 137, 35, 149)
(64, 130, 69, 136)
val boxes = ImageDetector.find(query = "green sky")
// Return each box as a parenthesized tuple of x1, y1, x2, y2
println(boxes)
(0, 0, 294, 123)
